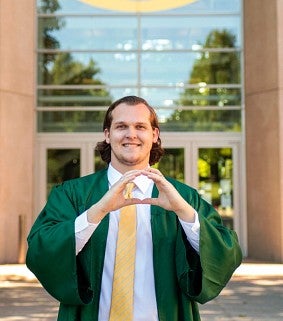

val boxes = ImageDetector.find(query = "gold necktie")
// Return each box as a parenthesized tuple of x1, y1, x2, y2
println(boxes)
(109, 182, 136, 321)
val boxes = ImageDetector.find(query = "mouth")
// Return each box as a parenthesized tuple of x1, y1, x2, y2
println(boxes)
(122, 143, 141, 147)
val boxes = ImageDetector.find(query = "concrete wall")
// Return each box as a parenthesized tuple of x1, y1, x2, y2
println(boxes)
(244, 0, 283, 262)
(0, 0, 35, 263)
(279, 0, 283, 263)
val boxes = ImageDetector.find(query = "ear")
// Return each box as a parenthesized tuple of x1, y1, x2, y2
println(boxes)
(153, 127, 159, 143)
(104, 128, 110, 144)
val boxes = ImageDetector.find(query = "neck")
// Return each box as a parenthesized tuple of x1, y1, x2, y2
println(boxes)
(110, 162, 149, 174)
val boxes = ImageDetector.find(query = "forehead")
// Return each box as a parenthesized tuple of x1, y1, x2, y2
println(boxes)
(111, 103, 151, 123)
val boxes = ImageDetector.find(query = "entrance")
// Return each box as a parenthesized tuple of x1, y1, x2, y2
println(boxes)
(35, 132, 246, 252)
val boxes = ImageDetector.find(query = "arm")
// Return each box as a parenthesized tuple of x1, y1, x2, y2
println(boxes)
(140, 168, 242, 304)
(26, 183, 93, 305)
(176, 187, 242, 304)
(26, 169, 147, 304)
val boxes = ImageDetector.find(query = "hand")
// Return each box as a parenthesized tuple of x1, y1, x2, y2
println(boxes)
(87, 170, 143, 223)
(140, 168, 196, 223)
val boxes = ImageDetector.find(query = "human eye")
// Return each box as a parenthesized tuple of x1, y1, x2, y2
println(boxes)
(115, 123, 126, 129)
(136, 123, 147, 130)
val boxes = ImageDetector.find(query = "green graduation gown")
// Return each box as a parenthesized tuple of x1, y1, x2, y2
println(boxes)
(26, 168, 242, 321)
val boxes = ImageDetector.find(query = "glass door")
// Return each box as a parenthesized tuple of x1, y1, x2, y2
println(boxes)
(197, 147, 234, 228)
(36, 132, 246, 253)
(94, 147, 185, 181)
(47, 148, 81, 197)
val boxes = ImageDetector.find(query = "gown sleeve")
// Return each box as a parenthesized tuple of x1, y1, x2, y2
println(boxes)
(26, 182, 94, 305)
(175, 183, 242, 304)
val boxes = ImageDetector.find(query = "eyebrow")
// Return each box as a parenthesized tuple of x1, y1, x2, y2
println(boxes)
(113, 121, 150, 126)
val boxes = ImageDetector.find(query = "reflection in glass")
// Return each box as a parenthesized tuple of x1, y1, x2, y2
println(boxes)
(47, 148, 80, 196)
(198, 148, 233, 228)
(160, 109, 241, 132)
(140, 86, 240, 107)
(93, 147, 185, 180)
(94, 150, 108, 172)
(38, 86, 240, 108)
(39, 51, 240, 87)
(141, 16, 241, 50)
(38, 109, 241, 133)
(37, 0, 242, 134)
(141, 51, 240, 86)
(37, 0, 241, 14)
(178, 87, 241, 106)
(38, 111, 106, 132)
(38, 53, 137, 86)
(159, 0, 241, 13)
(38, 88, 112, 107)
(38, 11, 240, 52)
(38, 88, 139, 107)
(155, 148, 184, 182)
(38, 16, 138, 50)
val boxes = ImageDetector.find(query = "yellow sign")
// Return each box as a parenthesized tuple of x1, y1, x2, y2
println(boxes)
(79, 0, 198, 12)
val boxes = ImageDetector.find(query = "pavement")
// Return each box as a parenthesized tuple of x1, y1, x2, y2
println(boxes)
(0, 261, 283, 321)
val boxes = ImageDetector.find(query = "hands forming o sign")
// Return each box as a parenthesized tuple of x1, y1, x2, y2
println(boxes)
(88, 168, 195, 224)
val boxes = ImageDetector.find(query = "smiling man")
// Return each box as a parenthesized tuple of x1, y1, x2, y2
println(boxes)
(26, 95, 242, 321)
(104, 101, 159, 170)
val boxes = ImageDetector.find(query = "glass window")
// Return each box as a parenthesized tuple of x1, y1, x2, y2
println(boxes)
(94, 150, 108, 172)
(38, 16, 138, 50)
(94, 147, 185, 181)
(140, 87, 241, 107)
(38, 53, 138, 86)
(38, 109, 241, 133)
(198, 147, 234, 228)
(38, 88, 138, 107)
(37, 0, 243, 133)
(37, 0, 241, 14)
(141, 51, 240, 86)
(47, 148, 80, 195)
(38, 111, 106, 132)
(159, 109, 241, 132)
(37, 88, 112, 107)
(141, 16, 241, 50)
(155, 148, 185, 182)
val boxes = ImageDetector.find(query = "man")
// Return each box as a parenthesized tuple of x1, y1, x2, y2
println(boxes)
(26, 95, 242, 321)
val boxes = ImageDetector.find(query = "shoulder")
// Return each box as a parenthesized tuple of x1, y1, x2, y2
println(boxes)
(50, 168, 108, 199)
(61, 168, 108, 188)
(47, 168, 109, 210)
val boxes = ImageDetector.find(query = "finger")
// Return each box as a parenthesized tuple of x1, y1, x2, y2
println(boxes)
(140, 197, 159, 206)
(145, 167, 164, 177)
(141, 170, 165, 183)
(123, 197, 144, 206)
(119, 170, 143, 185)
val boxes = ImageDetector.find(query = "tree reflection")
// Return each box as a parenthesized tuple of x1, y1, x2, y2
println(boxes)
(168, 29, 241, 131)
(38, 0, 112, 132)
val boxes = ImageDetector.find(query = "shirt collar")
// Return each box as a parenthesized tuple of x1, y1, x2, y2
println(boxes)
(107, 163, 153, 195)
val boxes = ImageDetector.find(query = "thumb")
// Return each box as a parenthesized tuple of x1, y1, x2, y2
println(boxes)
(140, 197, 159, 206)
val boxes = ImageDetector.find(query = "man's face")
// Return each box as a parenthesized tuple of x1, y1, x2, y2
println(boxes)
(104, 102, 159, 173)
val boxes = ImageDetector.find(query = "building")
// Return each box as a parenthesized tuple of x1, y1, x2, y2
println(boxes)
(0, 0, 282, 263)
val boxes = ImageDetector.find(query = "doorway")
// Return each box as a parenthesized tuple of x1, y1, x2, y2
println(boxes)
(35, 132, 246, 252)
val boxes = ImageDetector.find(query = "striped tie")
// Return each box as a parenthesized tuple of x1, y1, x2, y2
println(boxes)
(109, 182, 136, 321)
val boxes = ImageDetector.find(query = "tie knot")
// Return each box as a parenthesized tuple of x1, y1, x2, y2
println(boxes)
(124, 182, 135, 199)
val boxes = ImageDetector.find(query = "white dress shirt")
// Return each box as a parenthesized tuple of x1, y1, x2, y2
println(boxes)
(75, 164, 200, 321)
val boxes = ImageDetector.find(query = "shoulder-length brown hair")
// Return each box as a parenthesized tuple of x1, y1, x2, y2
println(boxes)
(95, 95, 164, 165)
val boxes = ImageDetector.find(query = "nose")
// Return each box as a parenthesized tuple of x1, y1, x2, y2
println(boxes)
(126, 126, 137, 138)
